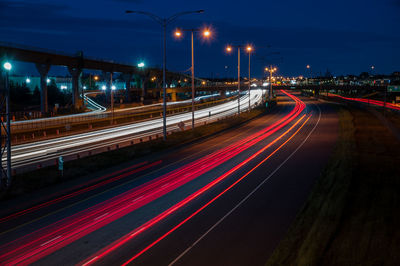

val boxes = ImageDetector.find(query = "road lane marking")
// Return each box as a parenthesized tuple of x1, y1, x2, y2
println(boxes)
(93, 213, 109, 221)
(131, 196, 144, 203)
(82, 256, 98, 266)
(169, 106, 321, 265)
(40, 235, 62, 247)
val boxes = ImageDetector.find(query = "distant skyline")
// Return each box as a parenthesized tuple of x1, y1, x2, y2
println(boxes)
(1, 0, 399, 78)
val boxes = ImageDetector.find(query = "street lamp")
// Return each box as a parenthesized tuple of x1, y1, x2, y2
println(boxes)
(226, 44, 251, 114)
(3, 62, 12, 71)
(174, 27, 212, 129)
(306, 64, 312, 84)
(126, 9, 204, 141)
(1, 61, 12, 188)
(265, 66, 277, 100)
(138, 62, 145, 68)
(246, 45, 254, 111)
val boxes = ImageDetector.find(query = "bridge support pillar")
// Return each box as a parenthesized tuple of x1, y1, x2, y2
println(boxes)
(171, 91, 177, 102)
(141, 77, 148, 103)
(122, 74, 133, 103)
(102, 71, 113, 103)
(68, 67, 82, 109)
(35, 63, 51, 114)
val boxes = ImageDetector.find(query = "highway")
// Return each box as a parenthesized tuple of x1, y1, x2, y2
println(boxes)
(10, 92, 223, 131)
(9, 90, 263, 168)
(0, 90, 338, 265)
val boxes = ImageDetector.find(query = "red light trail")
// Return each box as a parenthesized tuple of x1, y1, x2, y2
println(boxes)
(0, 161, 158, 224)
(0, 90, 306, 266)
(328, 93, 400, 111)
(80, 91, 308, 265)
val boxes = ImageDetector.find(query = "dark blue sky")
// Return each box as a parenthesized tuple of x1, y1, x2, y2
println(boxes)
(1, 0, 399, 78)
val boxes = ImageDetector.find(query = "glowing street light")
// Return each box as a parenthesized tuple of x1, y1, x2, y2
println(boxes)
(126, 9, 204, 141)
(174, 26, 212, 129)
(26, 78, 31, 84)
(306, 64, 312, 82)
(265, 66, 278, 100)
(246, 45, 254, 111)
(102, 85, 106, 91)
(46, 78, 51, 84)
(94, 75, 99, 81)
(111, 85, 116, 90)
(3, 62, 12, 71)
(175, 30, 182, 37)
(225, 44, 254, 114)
(138, 62, 145, 68)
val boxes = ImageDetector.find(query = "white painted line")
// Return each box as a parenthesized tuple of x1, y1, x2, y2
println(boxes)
(82, 256, 99, 266)
(40, 235, 62, 247)
(132, 196, 144, 203)
(130, 227, 145, 237)
(93, 213, 109, 221)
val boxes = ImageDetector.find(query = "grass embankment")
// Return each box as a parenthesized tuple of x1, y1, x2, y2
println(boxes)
(1, 106, 267, 200)
(267, 106, 400, 266)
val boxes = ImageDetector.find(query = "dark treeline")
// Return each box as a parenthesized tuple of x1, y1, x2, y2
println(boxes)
(9, 80, 71, 112)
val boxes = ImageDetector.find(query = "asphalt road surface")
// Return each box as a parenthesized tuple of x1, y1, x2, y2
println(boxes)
(0, 90, 338, 266)
(9, 90, 262, 168)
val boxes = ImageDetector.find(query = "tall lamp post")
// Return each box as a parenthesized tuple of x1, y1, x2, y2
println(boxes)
(306, 64, 312, 84)
(125, 10, 204, 140)
(226, 44, 253, 114)
(174, 27, 211, 129)
(1, 62, 12, 189)
(246, 45, 254, 111)
(264, 66, 277, 100)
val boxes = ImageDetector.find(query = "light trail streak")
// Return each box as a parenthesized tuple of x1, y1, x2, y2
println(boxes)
(328, 93, 400, 111)
(82, 100, 309, 266)
(9, 92, 261, 168)
(0, 90, 302, 265)
(0, 161, 159, 224)
(124, 115, 313, 266)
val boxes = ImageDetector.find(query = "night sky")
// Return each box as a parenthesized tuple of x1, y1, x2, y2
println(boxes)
(1, 0, 399, 78)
